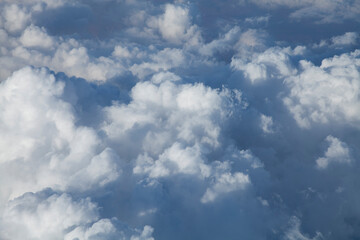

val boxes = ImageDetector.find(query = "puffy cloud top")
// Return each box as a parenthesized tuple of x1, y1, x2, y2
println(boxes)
(284, 51, 360, 128)
(0, 1, 360, 239)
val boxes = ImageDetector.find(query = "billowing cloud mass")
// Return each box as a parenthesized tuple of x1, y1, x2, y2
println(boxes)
(0, 0, 360, 239)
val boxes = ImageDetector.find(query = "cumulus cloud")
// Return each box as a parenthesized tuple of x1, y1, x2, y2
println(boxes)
(231, 46, 304, 83)
(130, 48, 186, 79)
(19, 25, 54, 49)
(201, 163, 250, 203)
(284, 51, 360, 128)
(1, 190, 154, 240)
(1, 0, 360, 239)
(0, 67, 120, 203)
(1, 191, 98, 239)
(65, 220, 155, 240)
(102, 74, 255, 204)
(147, 4, 195, 44)
(316, 136, 351, 169)
(102, 79, 238, 153)
(2, 4, 31, 33)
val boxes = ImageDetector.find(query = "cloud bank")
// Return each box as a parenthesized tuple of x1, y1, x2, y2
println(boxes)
(0, 0, 360, 239)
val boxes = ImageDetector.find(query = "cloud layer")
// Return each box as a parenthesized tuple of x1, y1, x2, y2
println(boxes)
(0, 0, 360, 239)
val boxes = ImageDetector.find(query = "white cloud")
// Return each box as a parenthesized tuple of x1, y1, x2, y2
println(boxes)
(1, 191, 155, 240)
(66, 219, 154, 240)
(130, 226, 155, 240)
(51, 40, 124, 82)
(331, 32, 359, 46)
(1, 192, 99, 239)
(0, 33, 124, 82)
(101, 73, 256, 204)
(199, 28, 268, 58)
(102, 79, 233, 153)
(245, 15, 270, 25)
(2, 4, 30, 33)
(65, 218, 118, 240)
(19, 25, 54, 49)
(260, 114, 274, 134)
(130, 48, 186, 79)
(0, 67, 120, 202)
(201, 161, 250, 203)
(284, 50, 360, 128)
(0, 3, 125, 82)
(199, 27, 241, 57)
(283, 216, 323, 240)
(150, 4, 190, 43)
(314, 32, 359, 48)
(112, 45, 132, 58)
(150, 71, 181, 84)
(236, 29, 268, 50)
(147, 4, 201, 45)
(134, 143, 211, 178)
(316, 136, 351, 169)
(103, 79, 231, 177)
(231, 46, 303, 83)
(1, 0, 360, 239)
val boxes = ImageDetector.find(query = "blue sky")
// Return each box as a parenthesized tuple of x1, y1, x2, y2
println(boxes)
(0, 1, 360, 239)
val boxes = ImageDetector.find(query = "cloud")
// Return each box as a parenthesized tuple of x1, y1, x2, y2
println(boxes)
(19, 25, 54, 49)
(147, 4, 194, 44)
(65, 220, 155, 240)
(316, 136, 351, 169)
(246, 0, 360, 23)
(1, 191, 99, 239)
(231, 46, 304, 83)
(260, 114, 274, 134)
(102, 79, 238, 153)
(283, 216, 324, 240)
(102, 75, 255, 204)
(1, 190, 154, 240)
(314, 32, 359, 49)
(0, 67, 120, 202)
(0, 30, 124, 82)
(0, 1, 360, 239)
(2, 4, 31, 33)
(130, 48, 186, 79)
(134, 143, 212, 178)
(201, 163, 250, 203)
(331, 32, 359, 46)
(284, 50, 360, 128)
